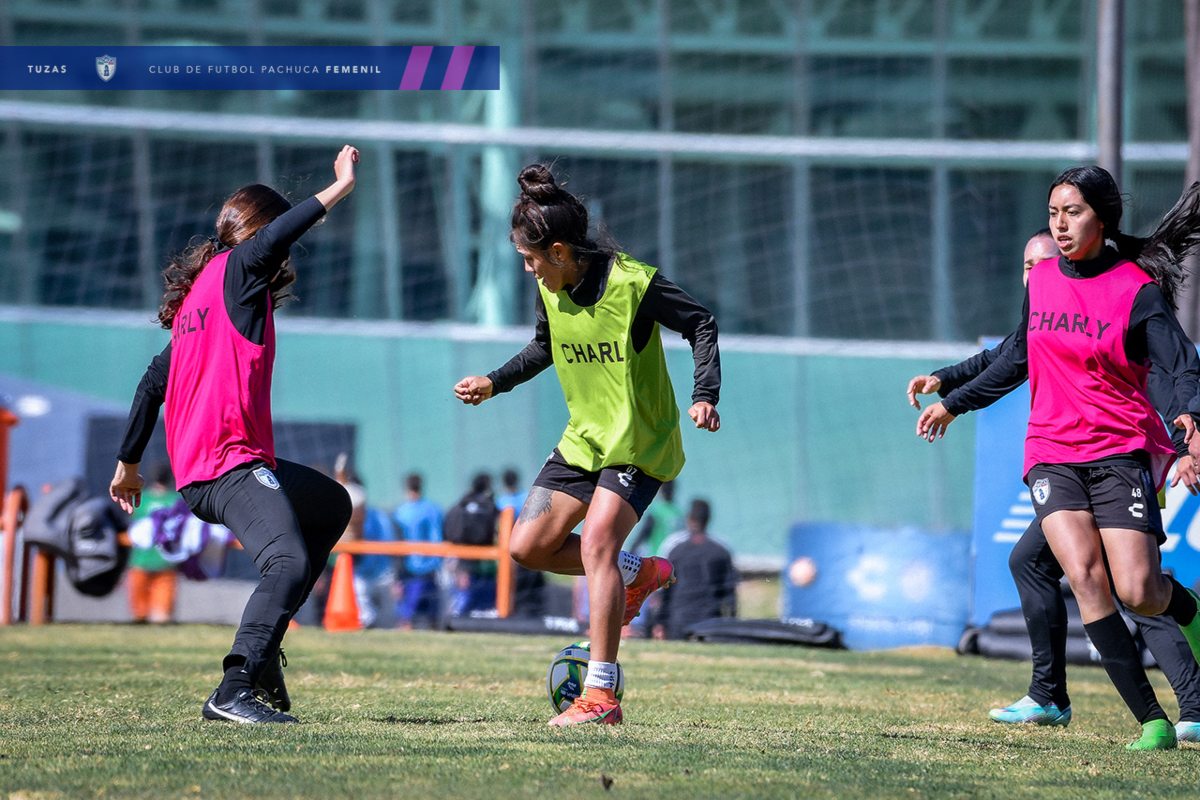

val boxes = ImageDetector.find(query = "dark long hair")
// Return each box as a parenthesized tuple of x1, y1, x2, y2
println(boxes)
(157, 184, 296, 328)
(1050, 166, 1200, 307)
(509, 164, 615, 263)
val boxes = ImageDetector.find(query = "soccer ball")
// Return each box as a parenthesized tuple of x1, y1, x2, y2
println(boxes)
(545, 640, 624, 714)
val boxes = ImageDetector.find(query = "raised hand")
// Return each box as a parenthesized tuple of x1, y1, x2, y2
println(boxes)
(333, 144, 359, 183)
(316, 145, 359, 210)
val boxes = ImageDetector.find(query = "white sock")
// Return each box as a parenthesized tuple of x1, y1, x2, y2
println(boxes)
(617, 551, 642, 586)
(584, 660, 620, 691)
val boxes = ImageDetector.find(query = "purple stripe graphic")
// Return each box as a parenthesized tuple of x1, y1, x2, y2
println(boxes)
(399, 46, 432, 90)
(440, 46, 476, 90)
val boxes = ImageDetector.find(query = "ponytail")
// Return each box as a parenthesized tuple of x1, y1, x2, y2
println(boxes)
(157, 237, 218, 328)
(1129, 181, 1200, 308)
(157, 183, 296, 329)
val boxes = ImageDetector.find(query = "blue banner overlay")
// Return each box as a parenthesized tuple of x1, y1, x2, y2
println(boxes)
(0, 46, 499, 90)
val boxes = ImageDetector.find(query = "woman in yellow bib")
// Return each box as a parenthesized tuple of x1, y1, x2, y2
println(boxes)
(455, 165, 721, 726)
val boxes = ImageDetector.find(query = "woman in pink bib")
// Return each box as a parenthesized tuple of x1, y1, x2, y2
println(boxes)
(918, 166, 1200, 750)
(109, 146, 360, 725)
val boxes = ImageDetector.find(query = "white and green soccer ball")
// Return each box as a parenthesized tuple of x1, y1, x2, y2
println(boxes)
(545, 640, 624, 714)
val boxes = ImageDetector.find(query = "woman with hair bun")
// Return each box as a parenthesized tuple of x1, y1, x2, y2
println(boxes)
(918, 166, 1200, 750)
(455, 164, 722, 726)
(109, 145, 360, 725)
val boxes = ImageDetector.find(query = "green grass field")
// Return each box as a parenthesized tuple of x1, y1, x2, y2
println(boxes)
(1, 625, 1198, 799)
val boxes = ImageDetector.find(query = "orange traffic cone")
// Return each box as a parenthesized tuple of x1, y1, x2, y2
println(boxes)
(323, 553, 362, 632)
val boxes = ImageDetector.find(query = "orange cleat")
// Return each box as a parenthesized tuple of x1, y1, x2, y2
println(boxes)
(548, 687, 623, 727)
(622, 556, 675, 625)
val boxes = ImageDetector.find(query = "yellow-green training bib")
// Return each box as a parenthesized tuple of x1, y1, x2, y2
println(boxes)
(537, 253, 685, 481)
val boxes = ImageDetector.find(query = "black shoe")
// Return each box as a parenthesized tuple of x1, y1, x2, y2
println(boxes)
(202, 689, 298, 724)
(255, 648, 291, 712)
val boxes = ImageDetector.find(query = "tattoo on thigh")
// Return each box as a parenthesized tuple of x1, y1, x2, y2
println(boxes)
(521, 487, 554, 521)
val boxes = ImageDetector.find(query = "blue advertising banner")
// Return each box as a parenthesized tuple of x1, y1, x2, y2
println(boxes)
(969, 344, 1200, 626)
(0, 46, 500, 90)
(782, 522, 969, 650)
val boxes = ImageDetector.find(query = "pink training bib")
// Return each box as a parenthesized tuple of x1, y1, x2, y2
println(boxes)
(164, 251, 277, 488)
(1024, 257, 1175, 488)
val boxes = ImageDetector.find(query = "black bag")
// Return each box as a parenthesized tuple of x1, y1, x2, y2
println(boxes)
(21, 478, 129, 598)
(444, 492, 498, 546)
(67, 497, 130, 597)
(21, 477, 88, 559)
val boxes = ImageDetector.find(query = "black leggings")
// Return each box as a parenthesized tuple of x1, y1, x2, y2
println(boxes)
(182, 459, 351, 681)
(1010, 519, 1200, 720)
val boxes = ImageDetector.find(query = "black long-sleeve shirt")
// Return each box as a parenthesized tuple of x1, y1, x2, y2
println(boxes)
(932, 331, 1016, 398)
(939, 248, 1199, 451)
(933, 330, 1193, 456)
(487, 255, 722, 405)
(657, 535, 738, 640)
(115, 197, 327, 464)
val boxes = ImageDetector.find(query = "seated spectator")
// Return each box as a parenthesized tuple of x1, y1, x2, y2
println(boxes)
(393, 473, 443, 630)
(653, 499, 738, 640)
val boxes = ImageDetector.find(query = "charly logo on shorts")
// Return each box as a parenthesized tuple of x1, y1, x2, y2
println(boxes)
(618, 466, 638, 488)
(253, 466, 281, 490)
(1129, 486, 1145, 519)
(1032, 478, 1051, 505)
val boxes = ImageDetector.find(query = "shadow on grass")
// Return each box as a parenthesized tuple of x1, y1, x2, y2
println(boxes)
(877, 729, 1053, 751)
(369, 715, 488, 725)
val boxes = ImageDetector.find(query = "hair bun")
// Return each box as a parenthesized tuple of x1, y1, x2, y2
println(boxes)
(517, 164, 560, 204)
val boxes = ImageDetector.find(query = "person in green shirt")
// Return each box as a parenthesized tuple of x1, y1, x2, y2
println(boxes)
(629, 480, 684, 557)
(127, 463, 178, 623)
(454, 164, 722, 726)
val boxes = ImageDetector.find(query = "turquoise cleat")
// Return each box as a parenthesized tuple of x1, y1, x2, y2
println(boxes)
(1176, 720, 1200, 744)
(988, 695, 1072, 726)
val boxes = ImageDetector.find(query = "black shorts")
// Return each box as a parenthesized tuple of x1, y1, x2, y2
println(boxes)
(531, 449, 663, 519)
(1026, 460, 1164, 543)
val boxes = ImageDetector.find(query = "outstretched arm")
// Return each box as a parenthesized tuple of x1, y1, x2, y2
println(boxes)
(916, 347, 1028, 441)
(908, 330, 1017, 409)
(232, 145, 359, 282)
(314, 145, 359, 211)
(943, 293, 1030, 414)
(934, 345, 1003, 395)
(917, 294, 1030, 441)
(455, 294, 553, 405)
